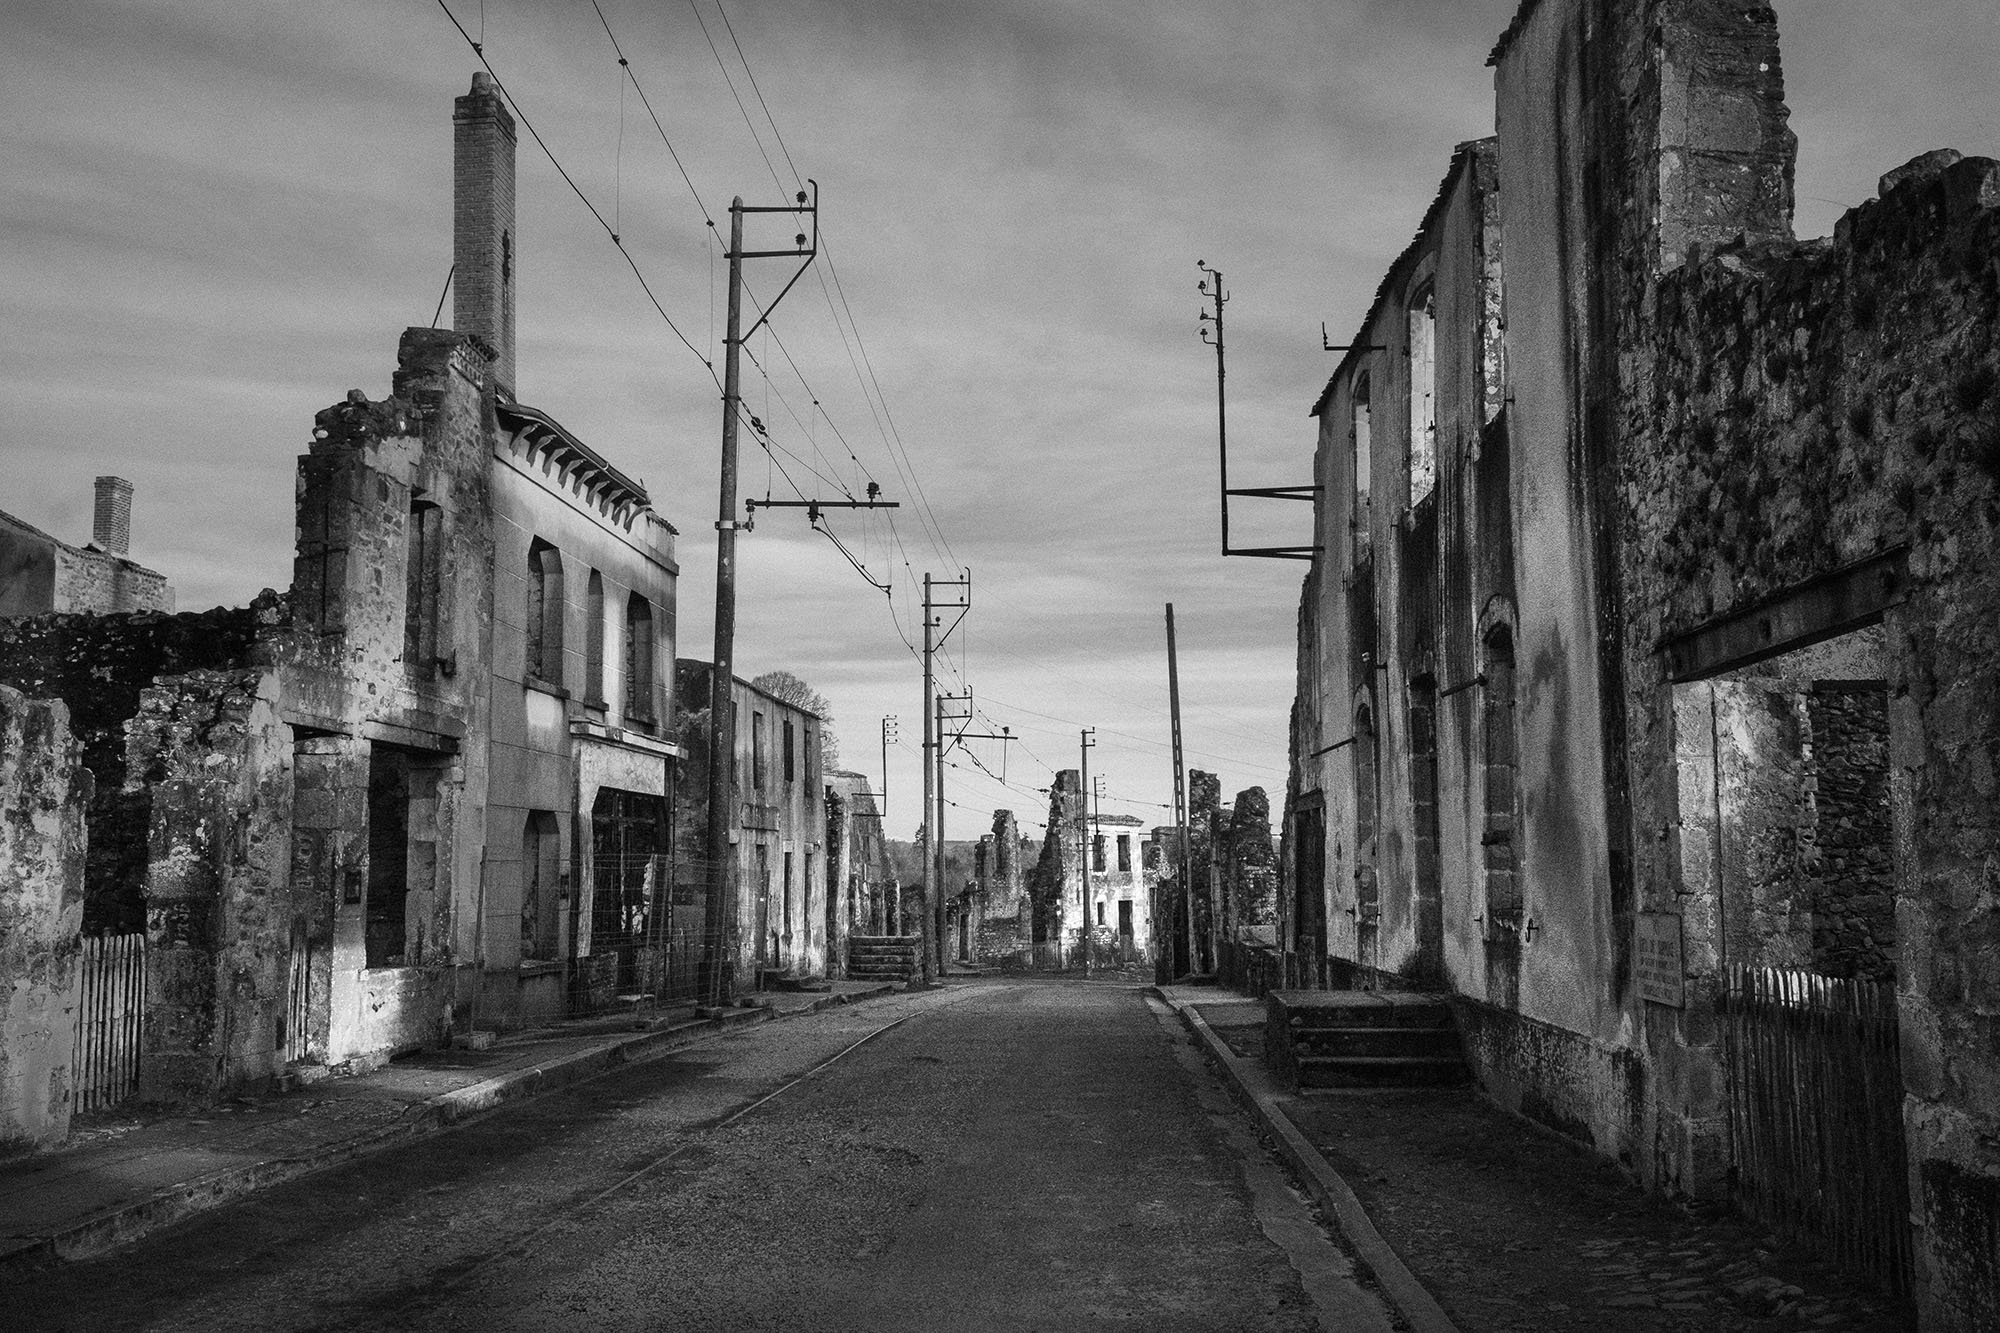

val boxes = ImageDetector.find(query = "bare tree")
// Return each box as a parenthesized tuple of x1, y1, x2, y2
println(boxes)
(751, 670, 840, 767)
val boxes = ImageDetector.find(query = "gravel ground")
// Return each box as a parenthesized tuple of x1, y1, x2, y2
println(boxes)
(6, 978, 1382, 1332)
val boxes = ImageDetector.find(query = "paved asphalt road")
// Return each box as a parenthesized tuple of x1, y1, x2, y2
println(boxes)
(5, 978, 1394, 1332)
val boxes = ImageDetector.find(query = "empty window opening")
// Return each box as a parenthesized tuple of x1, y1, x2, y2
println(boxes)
(784, 849, 795, 943)
(526, 539, 564, 684)
(1096, 901, 1106, 926)
(520, 811, 561, 962)
(365, 744, 442, 969)
(1116, 834, 1132, 873)
(623, 594, 655, 727)
(1353, 703, 1381, 923)
(1092, 834, 1106, 873)
(404, 500, 441, 675)
(784, 719, 796, 784)
(1408, 676, 1445, 983)
(584, 571, 606, 705)
(1672, 626, 1894, 981)
(1408, 287, 1437, 507)
(752, 711, 768, 790)
(1352, 374, 1373, 562)
(1482, 628, 1521, 920)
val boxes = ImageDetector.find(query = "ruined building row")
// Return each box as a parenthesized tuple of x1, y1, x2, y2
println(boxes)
(1271, 3, 2000, 1328)
(0, 73, 896, 1150)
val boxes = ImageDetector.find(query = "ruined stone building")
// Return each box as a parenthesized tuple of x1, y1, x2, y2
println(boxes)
(0, 72, 686, 1110)
(823, 769, 894, 973)
(960, 809, 1032, 964)
(1279, 3, 2000, 1325)
(672, 660, 831, 986)
(1083, 811, 1153, 963)
(0, 477, 172, 617)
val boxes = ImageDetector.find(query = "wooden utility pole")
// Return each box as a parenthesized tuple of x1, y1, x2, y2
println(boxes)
(935, 690, 1011, 973)
(1166, 603, 1192, 981)
(921, 574, 934, 981)
(705, 187, 816, 1005)
(920, 573, 970, 980)
(1079, 727, 1094, 976)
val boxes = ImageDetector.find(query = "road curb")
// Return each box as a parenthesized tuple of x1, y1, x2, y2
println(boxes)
(1154, 987, 1461, 1333)
(5, 989, 901, 1276)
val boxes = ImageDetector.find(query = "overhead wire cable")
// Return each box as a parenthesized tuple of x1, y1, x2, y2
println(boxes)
(434, 0, 717, 380)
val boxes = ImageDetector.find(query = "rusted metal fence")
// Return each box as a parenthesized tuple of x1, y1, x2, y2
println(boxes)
(1721, 964, 1913, 1296)
(73, 931, 145, 1112)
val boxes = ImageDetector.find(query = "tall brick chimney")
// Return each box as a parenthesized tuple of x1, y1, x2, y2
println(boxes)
(92, 476, 133, 555)
(453, 71, 517, 400)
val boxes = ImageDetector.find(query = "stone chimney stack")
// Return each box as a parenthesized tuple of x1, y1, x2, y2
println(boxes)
(92, 476, 133, 555)
(453, 71, 517, 401)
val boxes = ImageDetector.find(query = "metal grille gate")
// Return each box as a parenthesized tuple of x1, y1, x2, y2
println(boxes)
(73, 931, 145, 1112)
(576, 853, 724, 1012)
(1721, 965, 1913, 1296)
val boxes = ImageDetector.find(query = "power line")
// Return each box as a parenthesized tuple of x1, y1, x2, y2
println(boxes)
(434, 0, 716, 378)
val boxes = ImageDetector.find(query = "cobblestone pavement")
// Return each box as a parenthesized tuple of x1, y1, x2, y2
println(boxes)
(6, 979, 1385, 1332)
(1180, 997, 1916, 1332)
(1279, 1085, 1913, 1332)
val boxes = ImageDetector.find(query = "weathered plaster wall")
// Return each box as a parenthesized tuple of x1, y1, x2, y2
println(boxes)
(486, 416, 677, 987)
(1223, 789, 1275, 938)
(672, 660, 826, 982)
(1028, 771, 1082, 954)
(974, 809, 1032, 962)
(0, 687, 86, 1151)
(127, 670, 298, 1104)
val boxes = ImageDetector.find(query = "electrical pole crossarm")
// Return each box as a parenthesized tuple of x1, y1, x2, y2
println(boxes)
(733, 181, 818, 342)
(743, 499, 901, 511)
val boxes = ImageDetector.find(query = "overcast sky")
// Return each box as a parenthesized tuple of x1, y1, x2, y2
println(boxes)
(4, 0, 1993, 842)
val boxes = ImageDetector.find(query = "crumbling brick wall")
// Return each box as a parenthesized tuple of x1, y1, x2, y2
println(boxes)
(0, 687, 86, 1150)
(0, 600, 275, 933)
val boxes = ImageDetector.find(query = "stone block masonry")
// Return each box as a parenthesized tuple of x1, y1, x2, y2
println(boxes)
(0, 686, 87, 1151)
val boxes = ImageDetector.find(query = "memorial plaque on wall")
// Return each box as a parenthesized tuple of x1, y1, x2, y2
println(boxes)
(1634, 912, 1686, 1007)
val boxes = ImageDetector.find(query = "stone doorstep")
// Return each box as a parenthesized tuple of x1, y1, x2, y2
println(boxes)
(0, 983, 901, 1276)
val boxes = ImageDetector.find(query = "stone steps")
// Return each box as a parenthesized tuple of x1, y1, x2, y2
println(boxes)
(1267, 989, 1469, 1091)
(847, 935, 922, 983)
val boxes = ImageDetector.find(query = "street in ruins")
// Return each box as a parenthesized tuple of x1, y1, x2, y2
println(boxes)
(2, 979, 1393, 1333)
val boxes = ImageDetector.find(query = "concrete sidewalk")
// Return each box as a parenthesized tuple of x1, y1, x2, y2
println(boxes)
(0, 980, 899, 1276)
(1157, 985, 1913, 1333)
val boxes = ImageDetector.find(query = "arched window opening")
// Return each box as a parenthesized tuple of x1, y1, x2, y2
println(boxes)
(584, 571, 606, 706)
(520, 811, 561, 962)
(526, 539, 564, 685)
(1482, 627, 1522, 920)
(1408, 286, 1437, 507)
(623, 594, 655, 729)
(1353, 702, 1381, 924)
(1352, 374, 1373, 563)
(404, 500, 442, 676)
